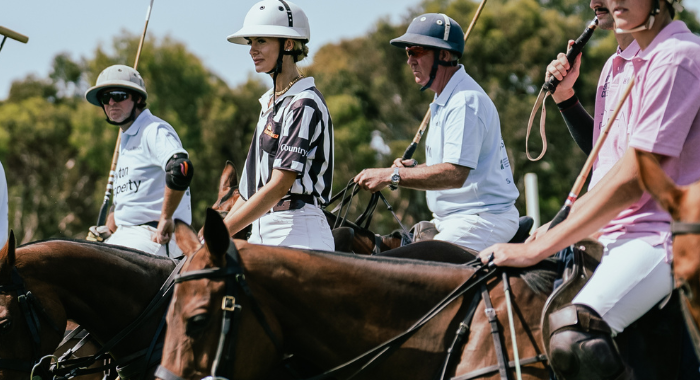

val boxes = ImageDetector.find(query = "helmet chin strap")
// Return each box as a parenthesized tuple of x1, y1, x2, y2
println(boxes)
(615, 0, 661, 34)
(420, 49, 459, 92)
(267, 39, 302, 115)
(102, 101, 140, 126)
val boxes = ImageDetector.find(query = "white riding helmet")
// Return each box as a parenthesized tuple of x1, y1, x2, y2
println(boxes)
(85, 65, 148, 106)
(227, 0, 310, 45)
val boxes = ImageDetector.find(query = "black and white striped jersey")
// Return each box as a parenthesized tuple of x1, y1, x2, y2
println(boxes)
(239, 77, 334, 205)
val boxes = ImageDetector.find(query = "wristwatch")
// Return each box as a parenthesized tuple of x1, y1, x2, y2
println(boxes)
(389, 167, 400, 190)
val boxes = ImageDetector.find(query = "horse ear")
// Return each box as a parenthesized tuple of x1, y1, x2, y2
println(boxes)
(0, 230, 16, 267)
(203, 208, 230, 259)
(219, 161, 238, 192)
(635, 149, 684, 218)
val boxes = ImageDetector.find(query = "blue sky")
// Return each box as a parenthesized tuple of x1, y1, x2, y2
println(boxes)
(0, 0, 423, 99)
(2, 0, 699, 100)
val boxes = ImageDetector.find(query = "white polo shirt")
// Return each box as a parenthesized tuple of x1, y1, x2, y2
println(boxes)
(113, 109, 192, 226)
(425, 65, 519, 218)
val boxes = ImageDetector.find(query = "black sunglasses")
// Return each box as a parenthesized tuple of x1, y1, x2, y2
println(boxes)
(99, 91, 130, 105)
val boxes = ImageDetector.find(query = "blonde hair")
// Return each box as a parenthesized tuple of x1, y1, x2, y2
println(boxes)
(292, 40, 309, 62)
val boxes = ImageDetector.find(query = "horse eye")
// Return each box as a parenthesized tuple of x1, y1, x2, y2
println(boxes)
(0, 318, 12, 335)
(186, 313, 210, 336)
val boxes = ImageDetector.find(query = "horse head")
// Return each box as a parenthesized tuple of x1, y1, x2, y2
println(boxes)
(0, 231, 66, 380)
(160, 209, 280, 380)
(635, 149, 700, 317)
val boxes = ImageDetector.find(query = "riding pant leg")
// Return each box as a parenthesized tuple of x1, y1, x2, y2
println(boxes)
(249, 204, 334, 250)
(548, 304, 629, 380)
(105, 225, 183, 257)
(572, 238, 673, 334)
(431, 206, 518, 251)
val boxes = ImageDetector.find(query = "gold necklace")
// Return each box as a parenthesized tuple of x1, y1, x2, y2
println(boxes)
(274, 75, 304, 97)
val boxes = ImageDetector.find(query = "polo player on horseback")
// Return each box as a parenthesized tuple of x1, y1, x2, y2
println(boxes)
(480, 0, 699, 379)
(85, 65, 194, 257)
(222, 0, 335, 250)
(355, 13, 520, 251)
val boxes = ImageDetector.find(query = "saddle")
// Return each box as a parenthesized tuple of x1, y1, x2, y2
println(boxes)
(541, 239, 687, 380)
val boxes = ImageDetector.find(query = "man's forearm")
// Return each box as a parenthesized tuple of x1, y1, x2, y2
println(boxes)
(161, 187, 185, 220)
(398, 163, 470, 190)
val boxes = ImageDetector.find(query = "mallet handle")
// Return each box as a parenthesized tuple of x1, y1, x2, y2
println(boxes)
(0, 26, 28, 43)
(543, 18, 597, 94)
(548, 77, 635, 231)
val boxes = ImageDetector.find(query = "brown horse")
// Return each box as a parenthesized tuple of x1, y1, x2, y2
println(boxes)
(158, 209, 553, 380)
(635, 148, 700, 357)
(211, 161, 401, 253)
(0, 228, 199, 380)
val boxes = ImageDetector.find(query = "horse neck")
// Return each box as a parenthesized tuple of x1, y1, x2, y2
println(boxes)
(239, 244, 474, 361)
(18, 241, 175, 355)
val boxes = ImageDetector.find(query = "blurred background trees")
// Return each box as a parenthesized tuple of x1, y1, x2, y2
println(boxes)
(1, 0, 698, 243)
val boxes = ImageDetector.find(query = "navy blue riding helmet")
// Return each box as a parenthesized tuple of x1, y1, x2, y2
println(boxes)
(390, 13, 465, 91)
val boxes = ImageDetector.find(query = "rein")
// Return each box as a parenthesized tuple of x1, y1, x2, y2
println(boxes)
(671, 222, 700, 361)
(0, 267, 63, 375)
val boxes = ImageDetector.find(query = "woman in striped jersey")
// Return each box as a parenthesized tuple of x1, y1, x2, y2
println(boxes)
(222, 0, 335, 250)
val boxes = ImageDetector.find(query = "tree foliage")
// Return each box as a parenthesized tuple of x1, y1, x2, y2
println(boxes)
(0, 0, 698, 241)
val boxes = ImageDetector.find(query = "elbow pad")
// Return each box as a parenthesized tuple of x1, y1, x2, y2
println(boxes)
(165, 153, 194, 191)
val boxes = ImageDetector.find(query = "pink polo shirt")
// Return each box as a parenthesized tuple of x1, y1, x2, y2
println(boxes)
(597, 21, 700, 257)
(589, 39, 640, 188)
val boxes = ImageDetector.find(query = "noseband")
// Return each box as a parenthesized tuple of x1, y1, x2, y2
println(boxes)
(155, 242, 282, 380)
(0, 267, 63, 376)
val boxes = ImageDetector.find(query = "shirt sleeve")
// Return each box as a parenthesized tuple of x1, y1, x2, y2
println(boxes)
(629, 63, 700, 157)
(441, 92, 486, 170)
(150, 124, 187, 169)
(274, 98, 320, 173)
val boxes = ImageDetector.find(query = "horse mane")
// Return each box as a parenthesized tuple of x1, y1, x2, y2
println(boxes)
(281, 247, 558, 297)
(504, 258, 559, 296)
(17, 238, 177, 270)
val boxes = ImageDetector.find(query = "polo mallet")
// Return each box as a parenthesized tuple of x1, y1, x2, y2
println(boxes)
(94, 0, 155, 227)
(0, 25, 29, 56)
(525, 17, 598, 161)
(399, 0, 488, 163)
(548, 77, 635, 230)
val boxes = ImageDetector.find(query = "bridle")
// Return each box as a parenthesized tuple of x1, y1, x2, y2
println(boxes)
(0, 266, 63, 377)
(155, 242, 283, 380)
(671, 221, 700, 360)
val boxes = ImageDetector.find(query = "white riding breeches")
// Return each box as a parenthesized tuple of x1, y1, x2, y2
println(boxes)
(431, 206, 519, 251)
(573, 237, 673, 334)
(248, 203, 334, 250)
(105, 224, 183, 258)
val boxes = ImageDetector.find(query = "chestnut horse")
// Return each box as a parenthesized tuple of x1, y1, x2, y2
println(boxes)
(635, 149, 700, 358)
(0, 226, 199, 380)
(158, 209, 553, 380)
(211, 161, 400, 253)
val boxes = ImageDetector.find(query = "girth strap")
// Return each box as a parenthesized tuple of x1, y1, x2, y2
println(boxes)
(678, 284, 700, 360)
(482, 284, 510, 380)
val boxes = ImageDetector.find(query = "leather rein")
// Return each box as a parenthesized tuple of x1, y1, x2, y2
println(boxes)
(155, 242, 546, 380)
(671, 221, 700, 361)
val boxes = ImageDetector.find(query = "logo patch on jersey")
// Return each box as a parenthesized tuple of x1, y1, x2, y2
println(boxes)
(280, 144, 308, 156)
(264, 123, 279, 139)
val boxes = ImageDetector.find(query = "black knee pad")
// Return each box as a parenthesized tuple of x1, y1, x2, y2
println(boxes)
(548, 304, 627, 380)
